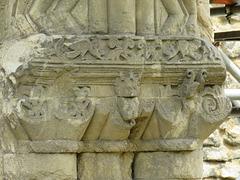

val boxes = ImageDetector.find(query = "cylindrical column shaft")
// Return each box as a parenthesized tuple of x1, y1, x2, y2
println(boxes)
(136, 0, 155, 35)
(89, 0, 108, 34)
(108, 0, 136, 34)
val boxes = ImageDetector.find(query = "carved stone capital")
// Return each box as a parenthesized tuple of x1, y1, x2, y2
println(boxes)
(0, 34, 231, 153)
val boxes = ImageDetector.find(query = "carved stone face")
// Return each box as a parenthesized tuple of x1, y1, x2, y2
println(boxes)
(117, 97, 139, 122)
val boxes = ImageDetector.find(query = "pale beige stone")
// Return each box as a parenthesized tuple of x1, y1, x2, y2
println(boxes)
(183, 0, 199, 36)
(203, 147, 229, 161)
(0, 152, 4, 180)
(1, 0, 211, 38)
(4, 154, 77, 180)
(108, 0, 136, 34)
(0, 1, 231, 180)
(155, 0, 168, 35)
(221, 42, 240, 59)
(203, 15, 240, 176)
(160, 0, 185, 35)
(78, 153, 133, 180)
(134, 150, 203, 179)
(219, 160, 240, 179)
(203, 162, 219, 178)
(89, 0, 107, 34)
(203, 130, 221, 147)
(136, 0, 155, 35)
(197, 0, 213, 40)
(0, 0, 6, 39)
(71, 0, 89, 33)
(203, 160, 240, 179)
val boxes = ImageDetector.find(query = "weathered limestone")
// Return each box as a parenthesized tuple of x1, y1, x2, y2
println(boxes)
(0, 33, 231, 179)
(136, 0, 155, 35)
(89, 0, 108, 34)
(197, 0, 213, 41)
(155, 0, 168, 35)
(78, 153, 133, 180)
(134, 150, 203, 179)
(108, 0, 136, 34)
(203, 14, 240, 180)
(0, 0, 231, 179)
(0, 0, 212, 39)
(0, 152, 3, 180)
(4, 154, 77, 180)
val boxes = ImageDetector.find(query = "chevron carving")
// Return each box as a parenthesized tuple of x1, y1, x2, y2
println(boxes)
(7, 0, 199, 36)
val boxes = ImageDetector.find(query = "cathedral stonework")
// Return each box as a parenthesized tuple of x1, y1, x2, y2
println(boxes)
(0, 0, 231, 179)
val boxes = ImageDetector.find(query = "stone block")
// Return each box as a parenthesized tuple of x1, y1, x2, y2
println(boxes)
(134, 150, 203, 179)
(203, 130, 221, 147)
(78, 153, 133, 180)
(203, 147, 229, 161)
(4, 153, 77, 180)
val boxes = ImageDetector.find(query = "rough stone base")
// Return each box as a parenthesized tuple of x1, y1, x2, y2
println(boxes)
(134, 150, 203, 179)
(3, 154, 77, 180)
(78, 153, 134, 180)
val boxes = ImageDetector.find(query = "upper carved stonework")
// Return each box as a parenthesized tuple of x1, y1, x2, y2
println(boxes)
(0, 34, 231, 153)
(0, 0, 212, 40)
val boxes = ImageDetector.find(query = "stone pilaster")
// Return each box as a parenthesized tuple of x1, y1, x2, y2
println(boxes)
(0, 0, 230, 179)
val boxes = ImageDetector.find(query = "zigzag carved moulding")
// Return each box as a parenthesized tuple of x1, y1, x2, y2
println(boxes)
(5, 0, 199, 37)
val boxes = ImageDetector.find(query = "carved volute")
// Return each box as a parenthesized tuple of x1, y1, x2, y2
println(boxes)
(0, 0, 230, 179)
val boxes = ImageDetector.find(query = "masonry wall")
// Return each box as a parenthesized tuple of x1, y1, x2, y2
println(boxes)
(203, 14, 240, 179)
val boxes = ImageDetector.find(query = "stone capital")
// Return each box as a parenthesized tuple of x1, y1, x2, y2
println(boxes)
(0, 34, 231, 154)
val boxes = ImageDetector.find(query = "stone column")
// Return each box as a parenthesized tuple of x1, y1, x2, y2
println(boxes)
(0, 0, 231, 179)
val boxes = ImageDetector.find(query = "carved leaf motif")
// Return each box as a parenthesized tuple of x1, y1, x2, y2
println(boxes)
(162, 41, 179, 60)
(179, 69, 208, 98)
(200, 85, 232, 123)
(159, 85, 178, 97)
(106, 39, 137, 61)
(145, 40, 163, 62)
(56, 98, 94, 120)
(18, 99, 47, 119)
(156, 98, 182, 124)
(56, 87, 94, 121)
(54, 38, 66, 58)
(66, 40, 91, 59)
(136, 40, 146, 58)
(42, 36, 222, 63)
(66, 40, 104, 60)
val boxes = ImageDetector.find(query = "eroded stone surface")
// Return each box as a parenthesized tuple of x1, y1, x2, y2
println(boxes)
(0, 34, 230, 151)
(0, 1, 229, 179)
(134, 150, 203, 179)
(4, 154, 77, 180)
(78, 153, 133, 180)
(0, 0, 211, 39)
(203, 13, 240, 179)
